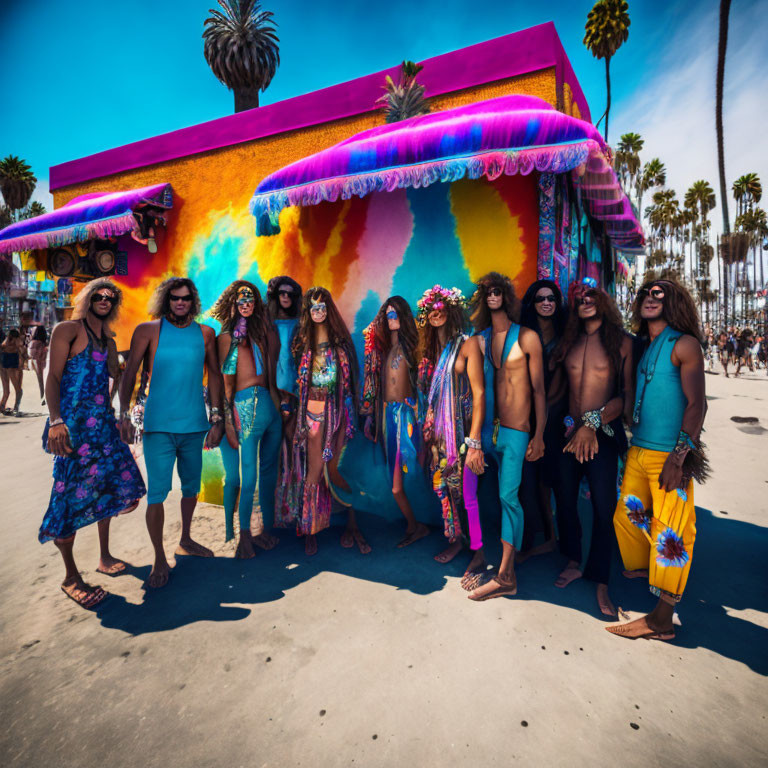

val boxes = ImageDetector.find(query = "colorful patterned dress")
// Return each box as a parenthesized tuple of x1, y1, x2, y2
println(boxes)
(39, 337, 146, 542)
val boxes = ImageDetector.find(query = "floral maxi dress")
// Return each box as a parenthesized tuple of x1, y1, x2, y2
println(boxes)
(39, 340, 146, 542)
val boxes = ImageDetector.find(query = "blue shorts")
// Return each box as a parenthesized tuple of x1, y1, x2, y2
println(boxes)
(143, 431, 207, 504)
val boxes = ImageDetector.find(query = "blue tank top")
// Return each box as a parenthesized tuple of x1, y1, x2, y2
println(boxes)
(477, 323, 520, 451)
(144, 319, 210, 433)
(631, 325, 686, 452)
(275, 318, 298, 395)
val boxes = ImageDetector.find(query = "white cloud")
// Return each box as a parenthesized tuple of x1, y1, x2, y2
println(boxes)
(31, 177, 54, 213)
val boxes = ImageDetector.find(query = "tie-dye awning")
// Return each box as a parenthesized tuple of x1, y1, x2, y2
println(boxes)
(0, 182, 172, 256)
(249, 95, 643, 249)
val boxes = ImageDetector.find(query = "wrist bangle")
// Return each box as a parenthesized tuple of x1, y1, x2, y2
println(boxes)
(210, 414, 223, 425)
(49, 417, 64, 427)
(464, 436, 482, 450)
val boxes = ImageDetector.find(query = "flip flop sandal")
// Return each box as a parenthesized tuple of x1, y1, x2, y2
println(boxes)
(96, 562, 127, 577)
(468, 576, 517, 601)
(61, 585, 107, 609)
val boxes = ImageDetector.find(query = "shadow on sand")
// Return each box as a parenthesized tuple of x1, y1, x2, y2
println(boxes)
(93, 502, 768, 676)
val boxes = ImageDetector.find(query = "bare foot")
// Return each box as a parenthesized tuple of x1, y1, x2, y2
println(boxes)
(517, 538, 556, 564)
(622, 568, 649, 579)
(305, 534, 318, 556)
(555, 564, 582, 588)
(235, 533, 256, 559)
(461, 550, 487, 591)
(344, 528, 371, 554)
(96, 555, 127, 576)
(434, 540, 463, 564)
(605, 614, 675, 641)
(468, 573, 517, 601)
(148, 560, 170, 588)
(397, 523, 430, 548)
(596, 584, 617, 617)
(251, 531, 279, 550)
(61, 579, 108, 609)
(175, 539, 213, 557)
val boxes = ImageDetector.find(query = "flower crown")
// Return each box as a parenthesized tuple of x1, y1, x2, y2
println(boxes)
(416, 285, 466, 326)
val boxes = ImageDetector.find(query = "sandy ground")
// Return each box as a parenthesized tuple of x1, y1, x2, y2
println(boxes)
(1, 368, 767, 768)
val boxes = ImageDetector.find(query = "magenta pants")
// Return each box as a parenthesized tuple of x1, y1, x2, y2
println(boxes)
(463, 466, 483, 550)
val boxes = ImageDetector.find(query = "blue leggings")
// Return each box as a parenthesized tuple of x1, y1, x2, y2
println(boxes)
(220, 386, 282, 540)
(496, 426, 529, 550)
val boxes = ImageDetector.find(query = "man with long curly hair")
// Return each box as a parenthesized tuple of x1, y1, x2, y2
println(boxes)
(360, 295, 429, 547)
(212, 280, 282, 559)
(40, 278, 146, 609)
(118, 276, 224, 588)
(608, 279, 707, 642)
(550, 278, 633, 618)
(464, 273, 546, 602)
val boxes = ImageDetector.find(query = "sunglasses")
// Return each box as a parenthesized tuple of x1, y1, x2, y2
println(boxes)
(386, 310, 398, 320)
(577, 290, 597, 306)
(639, 285, 666, 301)
(487, 287, 503, 297)
(310, 302, 327, 313)
(91, 292, 117, 306)
(534, 294, 556, 304)
(237, 296, 255, 305)
(278, 289, 294, 297)
(170, 293, 193, 303)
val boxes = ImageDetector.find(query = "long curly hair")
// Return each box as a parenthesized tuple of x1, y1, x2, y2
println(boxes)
(266, 275, 303, 319)
(469, 272, 521, 332)
(370, 296, 418, 365)
(554, 282, 626, 372)
(147, 276, 202, 319)
(293, 287, 358, 385)
(417, 288, 468, 370)
(211, 280, 271, 346)
(631, 278, 703, 343)
(520, 279, 566, 338)
(72, 277, 123, 335)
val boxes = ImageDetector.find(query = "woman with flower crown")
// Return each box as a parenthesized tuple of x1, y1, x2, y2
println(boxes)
(276, 287, 369, 556)
(416, 285, 487, 569)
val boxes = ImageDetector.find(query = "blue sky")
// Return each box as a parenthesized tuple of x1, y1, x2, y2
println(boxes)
(1, 0, 765, 233)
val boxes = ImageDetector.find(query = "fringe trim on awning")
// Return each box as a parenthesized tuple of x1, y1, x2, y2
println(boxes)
(250, 140, 598, 236)
(0, 212, 137, 256)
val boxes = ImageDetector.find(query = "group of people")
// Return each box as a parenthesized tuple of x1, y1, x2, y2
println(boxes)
(709, 325, 767, 377)
(0, 315, 48, 414)
(39, 270, 709, 643)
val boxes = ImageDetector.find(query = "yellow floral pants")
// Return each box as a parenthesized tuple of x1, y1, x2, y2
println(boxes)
(613, 446, 696, 603)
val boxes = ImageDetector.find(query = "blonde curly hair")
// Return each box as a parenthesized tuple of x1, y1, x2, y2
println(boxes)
(72, 278, 123, 335)
(147, 276, 202, 319)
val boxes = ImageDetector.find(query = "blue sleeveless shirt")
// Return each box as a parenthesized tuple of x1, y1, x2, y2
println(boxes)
(144, 319, 210, 433)
(476, 323, 520, 451)
(631, 325, 686, 452)
(274, 317, 299, 395)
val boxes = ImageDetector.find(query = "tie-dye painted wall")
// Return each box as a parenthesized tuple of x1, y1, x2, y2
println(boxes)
(107, 172, 538, 351)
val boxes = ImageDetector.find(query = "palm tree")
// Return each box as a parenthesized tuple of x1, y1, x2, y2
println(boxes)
(583, 0, 631, 142)
(203, 0, 280, 113)
(377, 61, 430, 123)
(732, 172, 762, 218)
(685, 180, 717, 315)
(637, 158, 665, 219)
(0, 155, 36, 212)
(615, 132, 644, 193)
(19, 201, 47, 220)
(715, 0, 732, 323)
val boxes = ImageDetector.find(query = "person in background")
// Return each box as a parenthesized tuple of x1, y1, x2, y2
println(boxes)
(28, 323, 48, 404)
(1, 328, 24, 415)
